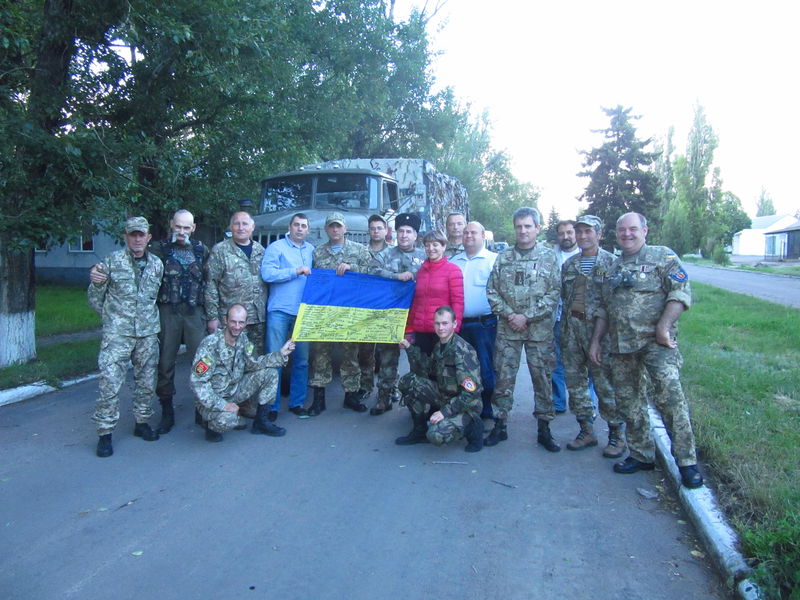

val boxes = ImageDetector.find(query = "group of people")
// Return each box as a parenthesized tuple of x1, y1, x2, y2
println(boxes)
(87, 205, 704, 490)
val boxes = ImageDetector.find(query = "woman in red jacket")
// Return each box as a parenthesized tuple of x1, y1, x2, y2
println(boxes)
(406, 230, 464, 354)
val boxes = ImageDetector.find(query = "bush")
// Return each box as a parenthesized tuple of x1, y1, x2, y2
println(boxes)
(742, 515, 800, 599)
(711, 244, 730, 265)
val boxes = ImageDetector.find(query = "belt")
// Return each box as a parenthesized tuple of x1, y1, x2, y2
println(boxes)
(570, 310, 586, 320)
(462, 314, 496, 325)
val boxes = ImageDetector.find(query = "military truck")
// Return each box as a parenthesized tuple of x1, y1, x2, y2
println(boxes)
(252, 158, 468, 246)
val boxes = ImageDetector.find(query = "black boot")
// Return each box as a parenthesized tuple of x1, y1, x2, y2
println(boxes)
(133, 422, 159, 441)
(307, 387, 326, 417)
(464, 418, 484, 453)
(205, 422, 223, 442)
(395, 411, 429, 445)
(484, 418, 508, 447)
(252, 404, 286, 437)
(156, 398, 175, 434)
(537, 419, 560, 453)
(195, 407, 204, 425)
(96, 434, 113, 458)
(343, 391, 367, 412)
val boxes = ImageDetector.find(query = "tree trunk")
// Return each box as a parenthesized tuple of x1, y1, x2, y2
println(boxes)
(0, 234, 36, 367)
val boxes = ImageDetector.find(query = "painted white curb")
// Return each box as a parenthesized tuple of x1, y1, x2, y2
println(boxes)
(0, 373, 100, 408)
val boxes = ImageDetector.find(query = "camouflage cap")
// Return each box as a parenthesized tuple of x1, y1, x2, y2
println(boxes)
(575, 215, 603, 233)
(395, 213, 421, 233)
(325, 212, 346, 226)
(125, 216, 150, 233)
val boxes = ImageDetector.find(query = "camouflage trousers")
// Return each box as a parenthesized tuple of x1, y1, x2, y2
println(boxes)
(309, 341, 360, 392)
(93, 333, 158, 434)
(398, 373, 469, 446)
(610, 342, 697, 466)
(357, 343, 376, 394)
(198, 368, 278, 433)
(492, 338, 555, 421)
(244, 322, 265, 356)
(561, 315, 621, 425)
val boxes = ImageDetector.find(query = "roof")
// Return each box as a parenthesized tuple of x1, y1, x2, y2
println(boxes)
(766, 218, 800, 235)
(750, 214, 792, 229)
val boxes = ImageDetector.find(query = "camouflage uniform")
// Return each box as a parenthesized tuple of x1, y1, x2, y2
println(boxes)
(308, 239, 371, 391)
(486, 244, 560, 420)
(356, 242, 389, 398)
(205, 237, 267, 354)
(445, 242, 464, 259)
(399, 334, 482, 445)
(88, 247, 163, 434)
(366, 245, 427, 408)
(560, 249, 621, 425)
(596, 244, 697, 466)
(190, 330, 287, 433)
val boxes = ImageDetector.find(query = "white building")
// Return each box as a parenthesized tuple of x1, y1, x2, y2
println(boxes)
(731, 214, 798, 257)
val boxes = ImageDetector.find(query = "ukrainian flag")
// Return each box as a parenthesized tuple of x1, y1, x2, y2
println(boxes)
(291, 269, 415, 343)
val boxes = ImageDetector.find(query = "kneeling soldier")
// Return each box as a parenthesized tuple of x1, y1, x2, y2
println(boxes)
(191, 304, 294, 442)
(395, 306, 484, 452)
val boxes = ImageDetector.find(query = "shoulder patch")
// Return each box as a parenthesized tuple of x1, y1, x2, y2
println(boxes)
(668, 267, 689, 282)
(194, 357, 213, 375)
(460, 377, 477, 392)
(246, 343, 255, 356)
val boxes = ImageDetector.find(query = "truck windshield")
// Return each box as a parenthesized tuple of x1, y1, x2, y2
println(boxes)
(260, 176, 312, 214)
(316, 174, 379, 210)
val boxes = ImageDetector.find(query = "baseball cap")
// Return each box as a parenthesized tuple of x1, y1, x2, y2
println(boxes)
(125, 216, 150, 233)
(575, 215, 603, 232)
(325, 212, 346, 226)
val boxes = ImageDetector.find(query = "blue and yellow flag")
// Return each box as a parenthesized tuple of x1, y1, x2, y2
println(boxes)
(291, 269, 415, 343)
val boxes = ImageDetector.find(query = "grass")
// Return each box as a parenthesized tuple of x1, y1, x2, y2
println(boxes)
(0, 339, 99, 390)
(36, 284, 100, 337)
(681, 283, 800, 599)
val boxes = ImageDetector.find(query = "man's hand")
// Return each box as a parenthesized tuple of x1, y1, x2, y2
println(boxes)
(208, 319, 220, 334)
(335, 262, 351, 276)
(296, 266, 311, 276)
(589, 340, 603, 366)
(89, 264, 108, 285)
(280, 339, 296, 357)
(222, 402, 239, 414)
(508, 313, 527, 332)
(398, 338, 411, 350)
(429, 410, 444, 425)
(396, 271, 413, 282)
(655, 326, 678, 349)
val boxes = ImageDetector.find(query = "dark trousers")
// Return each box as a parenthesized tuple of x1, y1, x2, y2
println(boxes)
(157, 303, 207, 400)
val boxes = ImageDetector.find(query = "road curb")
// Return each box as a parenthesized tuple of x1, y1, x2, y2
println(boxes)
(0, 373, 100, 408)
(649, 407, 761, 599)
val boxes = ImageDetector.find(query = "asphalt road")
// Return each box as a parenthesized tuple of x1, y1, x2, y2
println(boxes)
(0, 353, 726, 600)
(684, 264, 800, 308)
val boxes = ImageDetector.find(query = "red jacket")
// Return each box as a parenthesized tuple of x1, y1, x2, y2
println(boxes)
(407, 258, 464, 333)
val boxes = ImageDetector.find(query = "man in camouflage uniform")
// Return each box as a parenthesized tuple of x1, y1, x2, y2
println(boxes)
(88, 217, 163, 458)
(395, 306, 484, 452)
(561, 215, 625, 458)
(307, 212, 372, 415)
(485, 206, 561, 452)
(205, 211, 267, 356)
(444, 211, 466, 258)
(367, 213, 426, 415)
(589, 212, 703, 489)
(191, 304, 292, 441)
(356, 215, 391, 407)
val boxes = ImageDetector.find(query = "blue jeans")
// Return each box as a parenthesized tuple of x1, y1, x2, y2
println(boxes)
(552, 320, 568, 411)
(266, 310, 309, 410)
(460, 316, 497, 418)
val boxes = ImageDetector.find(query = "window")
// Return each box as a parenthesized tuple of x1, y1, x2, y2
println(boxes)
(68, 223, 94, 252)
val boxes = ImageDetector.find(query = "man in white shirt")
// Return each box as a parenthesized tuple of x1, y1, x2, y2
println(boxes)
(552, 220, 581, 413)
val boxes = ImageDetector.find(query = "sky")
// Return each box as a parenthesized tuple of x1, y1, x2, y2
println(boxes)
(394, 0, 800, 220)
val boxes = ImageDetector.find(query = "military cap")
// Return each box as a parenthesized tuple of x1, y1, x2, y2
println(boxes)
(325, 212, 346, 226)
(395, 213, 421, 233)
(125, 216, 150, 233)
(575, 215, 603, 233)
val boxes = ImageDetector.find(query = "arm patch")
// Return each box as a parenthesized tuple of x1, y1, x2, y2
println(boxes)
(194, 357, 213, 375)
(460, 377, 477, 392)
(668, 267, 688, 282)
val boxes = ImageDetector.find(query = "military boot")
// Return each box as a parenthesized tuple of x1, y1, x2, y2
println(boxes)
(395, 411, 430, 445)
(537, 419, 560, 453)
(566, 419, 597, 451)
(133, 422, 159, 441)
(464, 418, 484, 453)
(307, 387, 326, 417)
(484, 418, 508, 446)
(96, 434, 113, 458)
(602, 423, 627, 459)
(195, 407, 204, 425)
(205, 422, 223, 443)
(156, 398, 175, 434)
(370, 390, 393, 416)
(252, 403, 287, 437)
(343, 391, 367, 413)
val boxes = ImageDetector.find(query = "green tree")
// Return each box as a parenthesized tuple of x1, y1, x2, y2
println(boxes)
(544, 206, 561, 244)
(756, 188, 776, 216)
(578, 105, 661, 248)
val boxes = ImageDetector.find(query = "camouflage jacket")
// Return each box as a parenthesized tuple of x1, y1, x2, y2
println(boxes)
(313, 239, 371, 272)
(560, 248, 615, 329)
(205, 238, 267, 325)
(190, 330, 286, 412)
(596, 244, 692, 354)
(88, 247, 163, 337)
(445, 242, 464, 259)
(369, 245, 426, 280)
(486, 243, 561, 341)
(406, 334, 482, 419)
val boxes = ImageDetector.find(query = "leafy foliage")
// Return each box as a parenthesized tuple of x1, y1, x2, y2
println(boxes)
(756, 188, 777, 217)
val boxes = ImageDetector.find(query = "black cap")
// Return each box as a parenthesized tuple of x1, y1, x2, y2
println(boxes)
(395, 213, 421, 233)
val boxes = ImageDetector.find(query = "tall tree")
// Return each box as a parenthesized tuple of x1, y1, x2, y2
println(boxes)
(544, 206, 561, 244)
(578, 105, 661, 248)
(756, 188, 776, 216)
